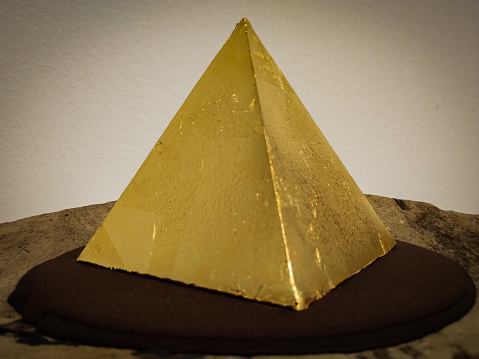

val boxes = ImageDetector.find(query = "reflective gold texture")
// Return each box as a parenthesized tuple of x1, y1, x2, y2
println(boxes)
(78, 18, 395, 310)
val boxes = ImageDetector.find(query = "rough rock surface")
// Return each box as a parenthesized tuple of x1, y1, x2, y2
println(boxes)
(0, 195, 478, 359)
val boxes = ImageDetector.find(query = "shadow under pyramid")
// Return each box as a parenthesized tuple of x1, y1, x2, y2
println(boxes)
(77, 18, 395, 310)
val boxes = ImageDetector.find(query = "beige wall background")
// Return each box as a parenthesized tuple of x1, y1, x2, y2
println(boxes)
(1, 0, 478, 223)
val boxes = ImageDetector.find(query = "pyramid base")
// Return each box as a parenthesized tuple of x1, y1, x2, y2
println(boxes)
(8, 241, 475, 355)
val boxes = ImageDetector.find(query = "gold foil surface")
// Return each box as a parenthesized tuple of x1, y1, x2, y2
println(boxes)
(78, 18, 395, 310)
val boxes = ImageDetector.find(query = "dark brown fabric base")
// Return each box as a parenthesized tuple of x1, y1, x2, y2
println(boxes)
(8, 241, 476, 354)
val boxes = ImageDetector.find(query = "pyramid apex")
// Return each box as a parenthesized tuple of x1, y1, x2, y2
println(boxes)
(237, 17, 252, 28)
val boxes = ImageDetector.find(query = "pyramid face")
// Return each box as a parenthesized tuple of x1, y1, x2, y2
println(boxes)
(78, 18, 395, 310)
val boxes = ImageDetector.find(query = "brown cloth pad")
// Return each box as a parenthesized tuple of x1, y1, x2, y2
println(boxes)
(8, 241, 475, 355)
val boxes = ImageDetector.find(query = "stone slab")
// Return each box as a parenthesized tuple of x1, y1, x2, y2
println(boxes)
(1, 195, 478, 358)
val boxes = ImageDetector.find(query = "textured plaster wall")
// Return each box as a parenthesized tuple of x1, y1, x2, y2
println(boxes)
(1, 0, 478, 223)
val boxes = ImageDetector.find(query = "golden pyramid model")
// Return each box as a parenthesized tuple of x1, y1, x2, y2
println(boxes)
(78, 18, 395, 310)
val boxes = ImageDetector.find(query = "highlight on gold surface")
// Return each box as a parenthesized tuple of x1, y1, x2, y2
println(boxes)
(78, 18, 396, 310)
